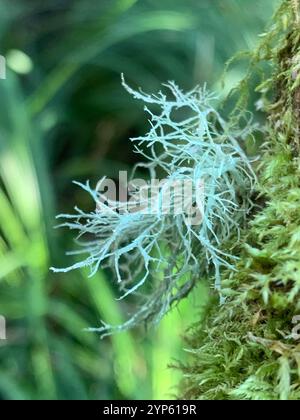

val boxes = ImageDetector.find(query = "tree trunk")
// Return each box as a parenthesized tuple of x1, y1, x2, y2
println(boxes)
(180, 0, 300, 400)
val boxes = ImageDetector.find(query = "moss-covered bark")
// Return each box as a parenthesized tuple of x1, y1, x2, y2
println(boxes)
(180, 0, 300, 400)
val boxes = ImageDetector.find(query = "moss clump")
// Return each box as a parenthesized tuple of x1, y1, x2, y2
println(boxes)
(180, 1, 300, 400)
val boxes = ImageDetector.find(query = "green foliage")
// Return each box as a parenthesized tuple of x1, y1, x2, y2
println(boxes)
(180, 0, 300, 401)
(181, 152, 300, 399)
(0, 0, 207, 400)
(0, 0, 277, 400)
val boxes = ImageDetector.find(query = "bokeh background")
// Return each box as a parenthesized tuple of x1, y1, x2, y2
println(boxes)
(0, 0, 277, 400)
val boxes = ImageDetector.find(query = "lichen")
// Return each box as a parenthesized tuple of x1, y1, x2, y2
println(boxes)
(180, 0, 300, 401)
(51, 78, 256, 336)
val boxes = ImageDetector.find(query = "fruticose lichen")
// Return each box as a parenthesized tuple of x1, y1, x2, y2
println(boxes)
(51, 77, 256, 336)
(180, 0, 300, 400)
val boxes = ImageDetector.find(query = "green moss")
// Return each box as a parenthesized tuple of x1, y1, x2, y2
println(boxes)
(180, 0, 300, 400)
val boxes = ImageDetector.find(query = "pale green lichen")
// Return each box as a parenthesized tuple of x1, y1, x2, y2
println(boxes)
(51, 78, 256, 336)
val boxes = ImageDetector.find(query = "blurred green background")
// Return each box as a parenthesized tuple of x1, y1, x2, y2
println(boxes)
(0, 0, 276, 400)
